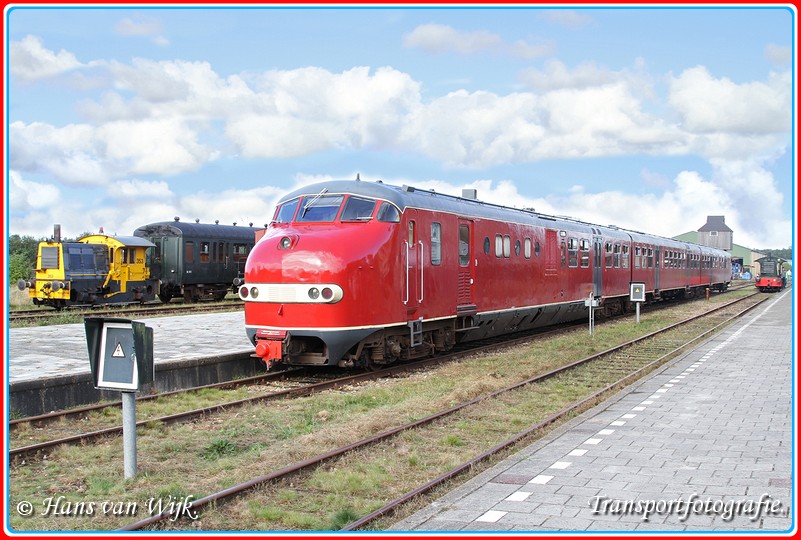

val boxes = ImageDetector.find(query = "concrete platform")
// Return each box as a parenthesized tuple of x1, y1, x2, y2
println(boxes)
(391, 290, 795, 533)
(6, 311, 259, 416)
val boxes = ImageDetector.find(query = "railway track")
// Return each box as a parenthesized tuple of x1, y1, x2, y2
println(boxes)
(8, 299, 243, 325)
(115, 291, 765, 531)
(7, 290, 758, 461)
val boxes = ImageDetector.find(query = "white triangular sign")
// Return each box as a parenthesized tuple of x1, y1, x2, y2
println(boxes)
(112, 342, 125, 358)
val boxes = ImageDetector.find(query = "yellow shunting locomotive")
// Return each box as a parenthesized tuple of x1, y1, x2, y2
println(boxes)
(18, 225, 158, 309)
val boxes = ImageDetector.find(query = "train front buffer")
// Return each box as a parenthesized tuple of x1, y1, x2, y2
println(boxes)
(252, 329, 287, 369)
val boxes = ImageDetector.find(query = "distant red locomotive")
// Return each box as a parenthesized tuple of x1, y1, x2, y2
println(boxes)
(755, 255, 786, 292)
(240, 179, 731, 369)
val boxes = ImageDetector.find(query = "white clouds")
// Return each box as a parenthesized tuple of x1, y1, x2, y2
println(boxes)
(114, 16, 169, 46)
(9, 35, 82, 81)
(403, 23, 553, 59)
(668, 66, 791, 135)
(764, 43, 792, 66)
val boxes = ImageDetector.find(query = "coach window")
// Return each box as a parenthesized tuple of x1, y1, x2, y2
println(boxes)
(495, 235, 503, 258)
(605, 242, 613, 268)
(484, 237, 491, 254)
(503, 235, 511, 258)
(580, 239, 590, 268)
(561, 241, 567, 267)
(535, 240, 540, 257)
(459, 225, 470, 266)
(614, 244, 621, 268)
(408, 222, 415, 245)
(524, 238, 532, 259)
(622, 245, 629, 269)
(233, 243, 248, 262)
(200, 242, 210, 263)
(647, 248, 653, 268)
(377, 202, 401, 223)
(567, 238, 578, 268)
(431, 223, 442, 266)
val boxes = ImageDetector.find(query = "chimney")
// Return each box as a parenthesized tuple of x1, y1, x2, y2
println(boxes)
(53, 224, 61, 242)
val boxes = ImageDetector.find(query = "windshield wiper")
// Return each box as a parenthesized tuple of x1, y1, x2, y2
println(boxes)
(301, 188, 329, 218)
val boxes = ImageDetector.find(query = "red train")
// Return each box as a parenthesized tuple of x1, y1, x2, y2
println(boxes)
(240, 179, 731, 369)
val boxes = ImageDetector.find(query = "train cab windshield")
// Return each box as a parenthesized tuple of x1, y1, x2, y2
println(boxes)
(273, 194, 400, 224)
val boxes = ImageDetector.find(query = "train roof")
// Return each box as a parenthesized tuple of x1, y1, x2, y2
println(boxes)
(78, 234, 155, 248)
(277, 180, 730, 254)
(134, 220, 260, 241)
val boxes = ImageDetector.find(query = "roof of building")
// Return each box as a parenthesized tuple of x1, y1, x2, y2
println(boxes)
(698, 215, 733, 233)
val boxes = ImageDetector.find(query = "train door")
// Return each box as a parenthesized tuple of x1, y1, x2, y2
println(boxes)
(404, 218, 421, 314)
(457, 220, 474, 309)
(593, 235, 603, 296)
(654, 246, 661, 292)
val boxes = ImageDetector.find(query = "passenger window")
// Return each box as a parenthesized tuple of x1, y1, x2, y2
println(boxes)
(341, 196, 376, 221)
(200, 242, 210, 263)
(605, 242, 613, 268)
(377, 202, 400, 223)
(580, 239, 590, 268)
(484, 237, 491, 255)
(622, 245, 629, 269)
(524, 238, 532, 259)
(614, 244, 621, 268)
(568, 238, 578, 268)
(535, 240, 541, 257)
(515, 240, 521, 257)
(495, 235, 503, 258)
(408, 221, 415, 244)
(431, 223, 442, 266)
(503, 235, 511, 258)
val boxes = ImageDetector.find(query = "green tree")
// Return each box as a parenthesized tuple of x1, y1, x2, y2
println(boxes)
(9, 253, 33, 283)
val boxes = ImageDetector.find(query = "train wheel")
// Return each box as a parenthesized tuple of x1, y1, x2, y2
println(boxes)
(158, 293, 172, 303)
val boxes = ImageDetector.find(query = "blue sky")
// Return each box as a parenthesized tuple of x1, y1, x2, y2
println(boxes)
(5, 4, 795, 248)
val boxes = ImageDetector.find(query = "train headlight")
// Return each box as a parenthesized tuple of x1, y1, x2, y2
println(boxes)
(308, 287, 320, 300)
(321, 287, 334, 300)
(239, 286, 249, 299)
(250, 286, 259, 299)
(279, 236, 292, 250)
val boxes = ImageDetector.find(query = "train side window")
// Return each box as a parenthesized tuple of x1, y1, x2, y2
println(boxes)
(580, 239, 590, 268)
(408, 221, 415, 244)
(503, 235, 511, 258)
(341, 196, 376, 221)
(560, 241, 566, 267)
(614, 244, 621, 268)
(535, 240, 540, 257)
(515, 239, 521, 256)
(431, 223, 442, 266)
(495, 235, 503, 258)
(605, 242, 613, 268)
(524, 238, 532, 259)
(484, 237, 491, 254)
(634, 246, 641, 268)
(647, 248, 654, 268)
(567, 238, 578, 268)
(377, 202, 400, 223)
(233, 243, 248, 261)
(622, 245, 629, 269)
(200, 242, 210, 263)
(459, 225, 470, 266)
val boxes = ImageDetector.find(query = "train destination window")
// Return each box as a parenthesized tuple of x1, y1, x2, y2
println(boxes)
(341, 196, 376, 221)
(431, 223, 442, 266)
(297, 194, 344, 222)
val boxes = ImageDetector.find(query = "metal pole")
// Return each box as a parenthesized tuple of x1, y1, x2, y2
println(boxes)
(636, 302, 641, 324)
(122, 391, 137, 479)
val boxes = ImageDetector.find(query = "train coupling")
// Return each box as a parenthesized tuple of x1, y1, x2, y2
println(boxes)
(254, 329, 287, 369)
